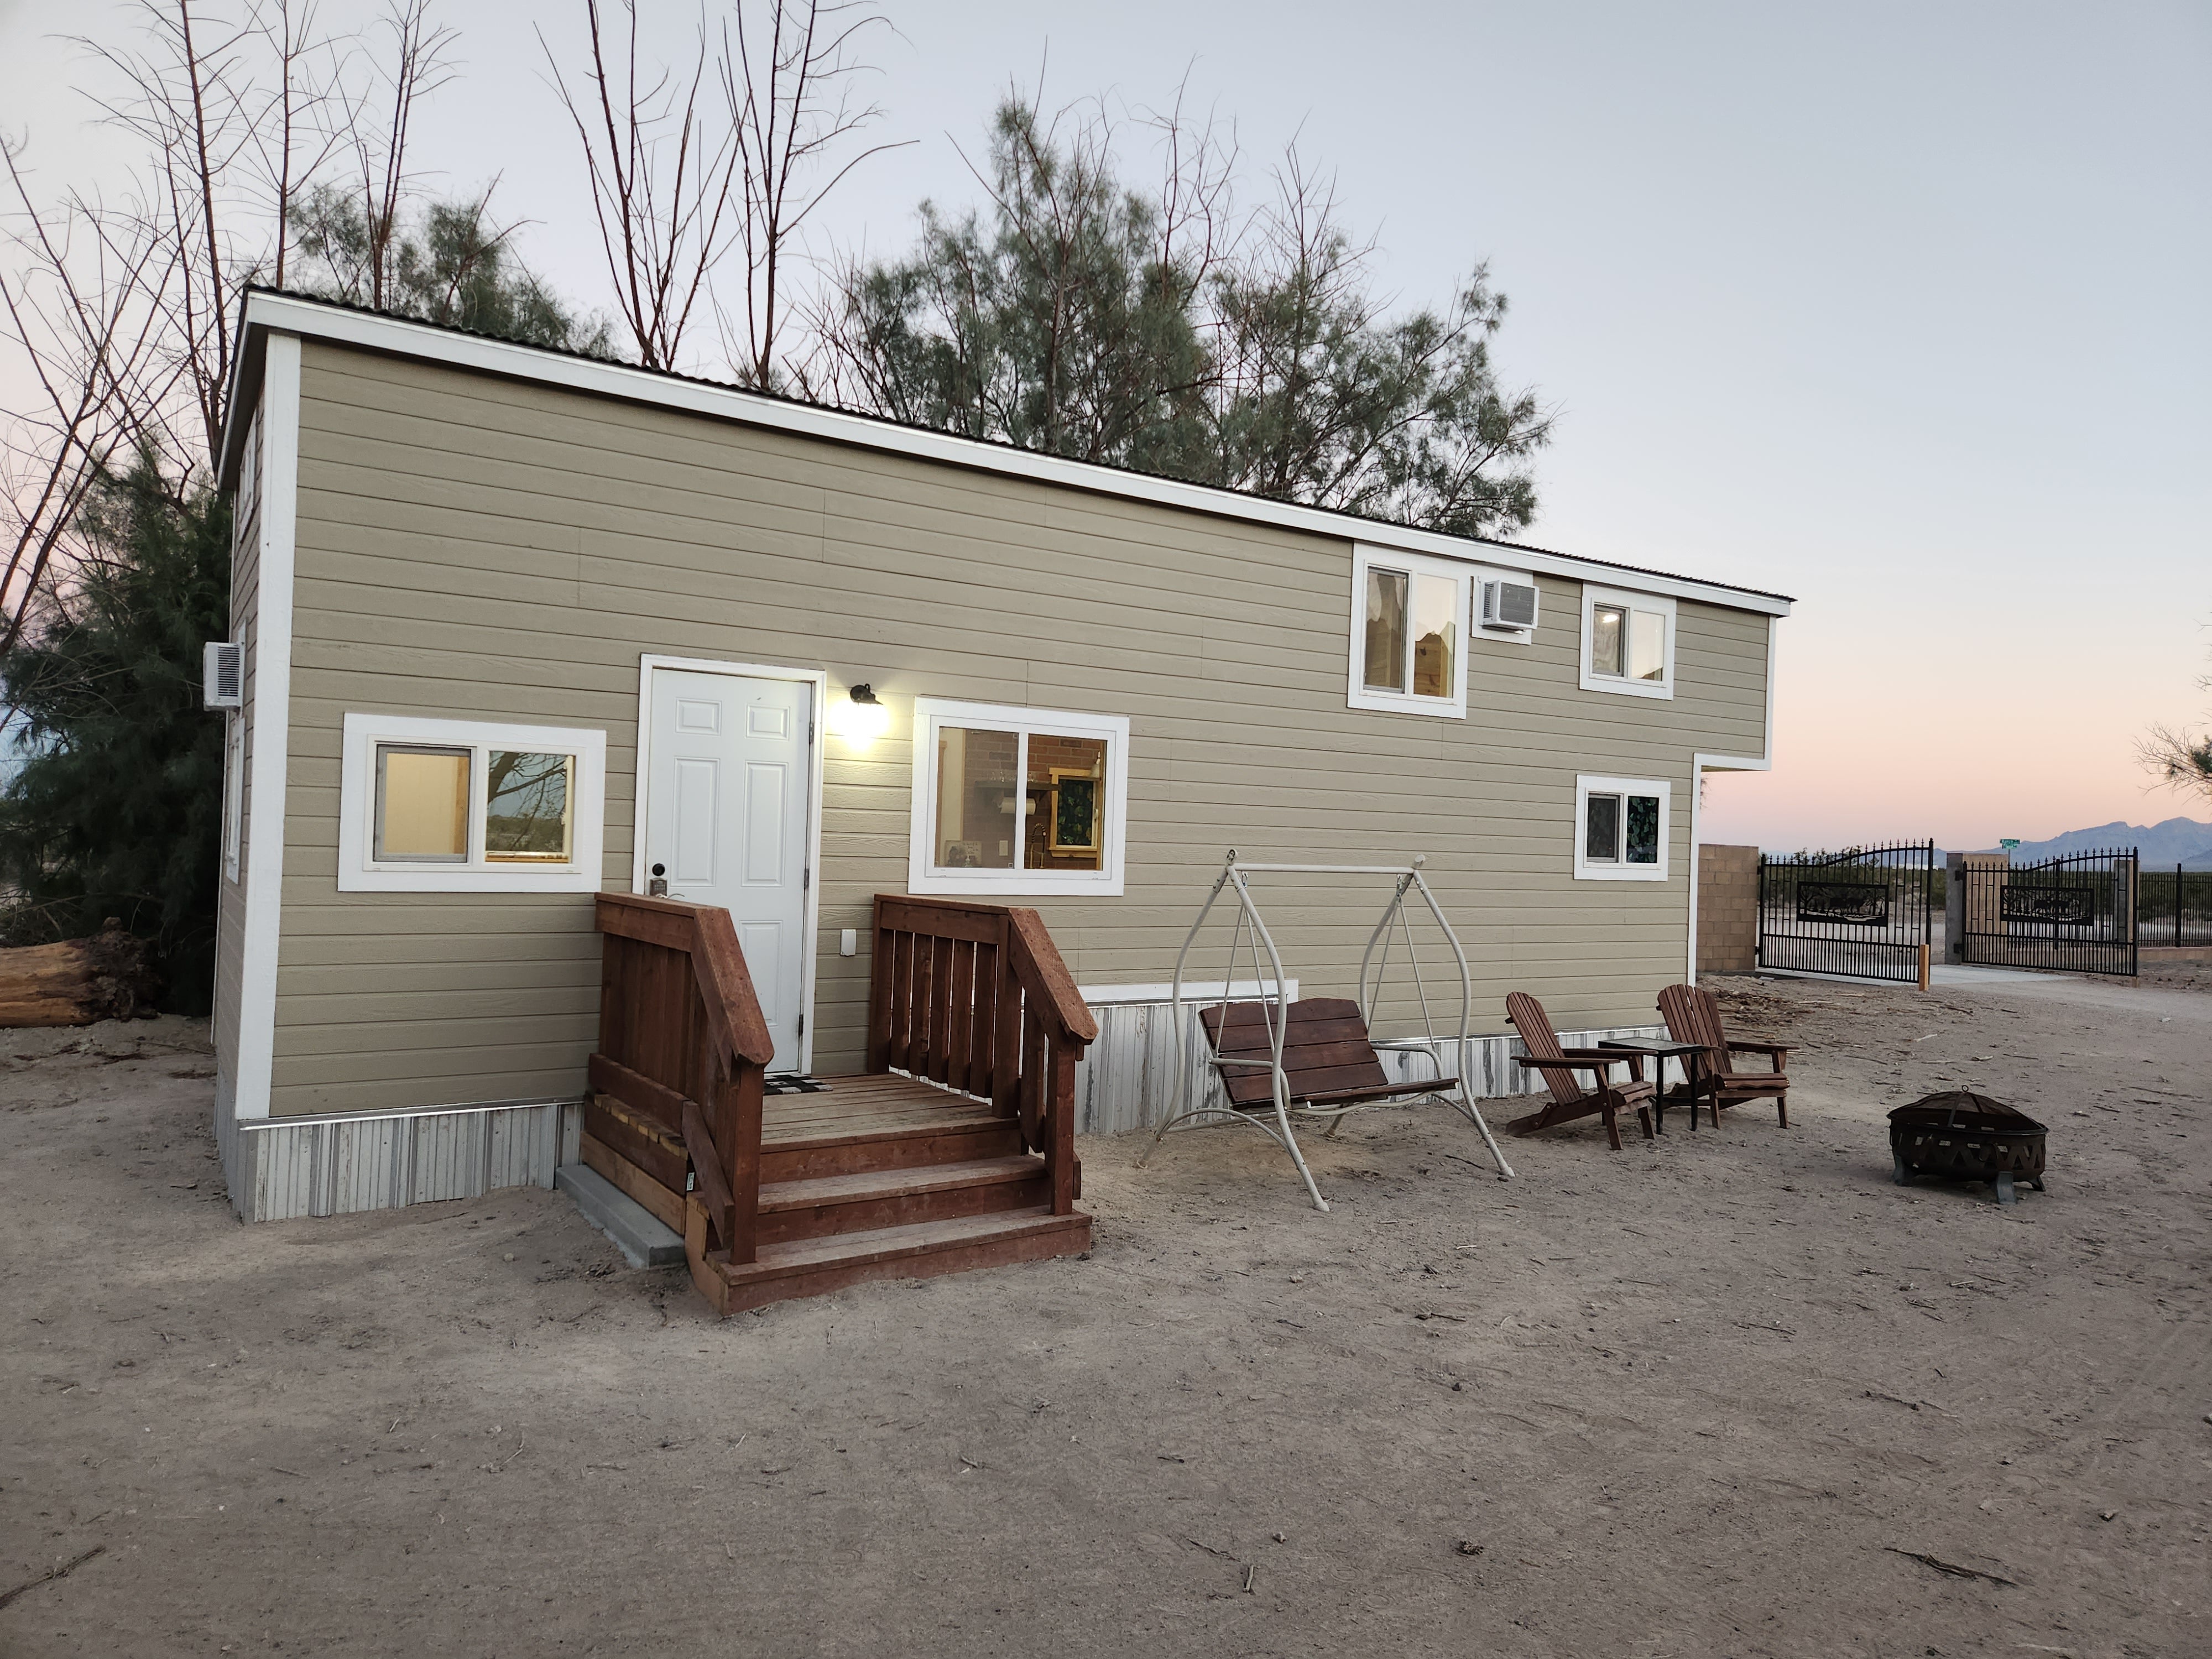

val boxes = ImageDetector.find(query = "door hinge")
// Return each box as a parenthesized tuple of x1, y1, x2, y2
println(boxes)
(808, 719, 815, 744)
(803, 867, 811, 892)
(797, 1013, 805, 1038)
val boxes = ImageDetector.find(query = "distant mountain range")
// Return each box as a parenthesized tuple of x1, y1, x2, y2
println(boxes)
(1762, 818, 2212, 867)
(1970, 817, 2212, 869)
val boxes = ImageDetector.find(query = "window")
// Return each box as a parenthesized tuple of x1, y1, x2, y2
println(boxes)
(1580, 586, 1676, 700)
(222, 713, 245, 884)
(1575, 775, 1672, 881)
(909, 698, 1129, 896)
(338, 712, 606, 893)
(1348, 545, 1470, 717)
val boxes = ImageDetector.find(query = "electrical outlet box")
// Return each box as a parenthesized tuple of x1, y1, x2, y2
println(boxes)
(839, 928, 857, 957)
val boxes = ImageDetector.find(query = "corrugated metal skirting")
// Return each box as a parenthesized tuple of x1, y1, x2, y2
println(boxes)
(229, 1098, 582, 1223)
(1072, 1001, 1673, 1136)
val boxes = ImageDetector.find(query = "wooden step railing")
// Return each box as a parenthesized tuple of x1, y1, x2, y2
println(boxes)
(592, 893, 774, 1264)
(867, 894, 1098, 1214)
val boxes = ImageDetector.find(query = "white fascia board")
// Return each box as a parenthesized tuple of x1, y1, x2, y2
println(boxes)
(227, 291, 1794, 619)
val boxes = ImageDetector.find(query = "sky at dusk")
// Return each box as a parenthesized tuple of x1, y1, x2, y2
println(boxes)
(4, 1, 2206, 852)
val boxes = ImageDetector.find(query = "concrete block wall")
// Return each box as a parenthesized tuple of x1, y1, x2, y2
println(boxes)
(1697, 843, 1761, 973)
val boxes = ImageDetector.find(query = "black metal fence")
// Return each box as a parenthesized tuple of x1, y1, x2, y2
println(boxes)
(1757, 842, 1936, 983)
(2137, 866, 2212, 947)
(1959, 847, 2137, 976)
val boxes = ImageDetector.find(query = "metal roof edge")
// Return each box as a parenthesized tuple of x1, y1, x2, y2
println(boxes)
(231, 288, 1794, 616)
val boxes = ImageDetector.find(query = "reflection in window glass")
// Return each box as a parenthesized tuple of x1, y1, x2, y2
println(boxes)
(484, 751, 574, 862)
(375, 745, 471, 861)
(1625, 794, 1661, 864)
(1026, 733, 1108, 872)
(935, 727, 1019, 870)
(1628, 611, 1666, 682)
(1410, 573, 1458, 698)
(1585, 792, 1621, 864)
(1363, 568, 1408, 691)
(1591, 605, 1625, 676)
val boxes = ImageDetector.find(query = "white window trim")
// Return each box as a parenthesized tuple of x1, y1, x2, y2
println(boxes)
(338, 711, 607, 893)
(222, 712, 245, 884)
(1579, 585, 1677, 700)
(907, 697, 1129, 896)
(1575, 774, 1672, 882)
(1346, 544, 1472, 718)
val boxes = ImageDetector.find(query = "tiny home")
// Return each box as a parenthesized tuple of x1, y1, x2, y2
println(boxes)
(209, 289, 1789, 1255)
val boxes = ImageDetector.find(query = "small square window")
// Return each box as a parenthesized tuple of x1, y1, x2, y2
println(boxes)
(1575, 775, 1671, 880)
(1580, 586, 1676, 699)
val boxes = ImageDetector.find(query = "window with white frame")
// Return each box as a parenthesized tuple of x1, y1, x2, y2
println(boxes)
(338, 712, 607, 892)
(909, 698, 1129, 896)
(222, 713, 245, 883)
(1579, 585, 1676, 699)
(1347, 545, 1470, 718)
(1575, 775, 1672, 881)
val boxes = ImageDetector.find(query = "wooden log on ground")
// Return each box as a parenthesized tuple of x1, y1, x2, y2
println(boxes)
(0, 922, 156, 1026)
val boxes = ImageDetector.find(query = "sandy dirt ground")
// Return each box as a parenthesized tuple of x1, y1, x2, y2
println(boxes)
(3, 968, 2208, 1658)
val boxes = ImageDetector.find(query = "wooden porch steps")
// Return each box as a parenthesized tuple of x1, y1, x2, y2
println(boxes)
(582, 1072, 1091, 1315)
(757, 1155, 1050, 1244)
(687, 1204, 1092, 1315)
(589, 893, 1096, 1318)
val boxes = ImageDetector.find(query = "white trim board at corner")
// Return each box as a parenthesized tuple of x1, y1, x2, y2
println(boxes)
(220, 291, 1793, 620)
(631, 654, 828, 1076)
(232, 333, 300, 1125)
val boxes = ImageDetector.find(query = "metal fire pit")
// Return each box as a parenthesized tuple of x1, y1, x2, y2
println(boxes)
(1888, 1091, 2047, 1205)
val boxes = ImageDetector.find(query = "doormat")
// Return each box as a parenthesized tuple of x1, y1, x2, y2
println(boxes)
(763, 1075, 828, 1095)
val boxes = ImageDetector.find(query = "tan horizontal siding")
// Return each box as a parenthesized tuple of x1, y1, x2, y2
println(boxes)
(267, 340, 1771, 1115)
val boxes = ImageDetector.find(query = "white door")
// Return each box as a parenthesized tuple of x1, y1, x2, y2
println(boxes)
(644, 669, 813, 1072)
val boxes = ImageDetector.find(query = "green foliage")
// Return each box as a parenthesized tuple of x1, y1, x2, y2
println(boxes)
(816, 97, 1552, 535)
(289, 184, 615, 356)
(0, 457, 230, 1011)
(2138, 627, 2212, 808)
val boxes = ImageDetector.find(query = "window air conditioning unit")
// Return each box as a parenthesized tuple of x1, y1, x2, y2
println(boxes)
(202, 641, 243, 711)
(1481, 580, 1539, 631)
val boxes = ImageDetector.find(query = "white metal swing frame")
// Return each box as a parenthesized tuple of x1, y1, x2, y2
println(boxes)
(1136, 851, 1515, 1210)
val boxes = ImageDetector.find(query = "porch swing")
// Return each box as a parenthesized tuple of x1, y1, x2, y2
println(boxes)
(1136, 851, 1515, 1210)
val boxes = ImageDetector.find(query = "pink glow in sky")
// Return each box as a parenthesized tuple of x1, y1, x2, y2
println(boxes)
(4, 3, 2206, 860)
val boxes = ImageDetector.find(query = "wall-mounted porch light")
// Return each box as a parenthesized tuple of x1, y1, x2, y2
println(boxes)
(829, 681, 891, 740)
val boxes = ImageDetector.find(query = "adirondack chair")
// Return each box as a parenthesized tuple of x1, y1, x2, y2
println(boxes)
(1657, 984, 1790, 1129)
(1503, 992, 1657, 1151)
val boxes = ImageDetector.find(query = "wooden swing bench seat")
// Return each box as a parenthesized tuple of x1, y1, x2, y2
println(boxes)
(1201, 998, 1456, 1110)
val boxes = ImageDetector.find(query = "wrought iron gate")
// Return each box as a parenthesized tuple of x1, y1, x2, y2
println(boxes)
(1958, 847, 2137, 976)
(1757, 842, 1935, 983)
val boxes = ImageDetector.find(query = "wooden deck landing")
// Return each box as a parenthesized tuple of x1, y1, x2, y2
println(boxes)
(761, 1073, 1000, 1144)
